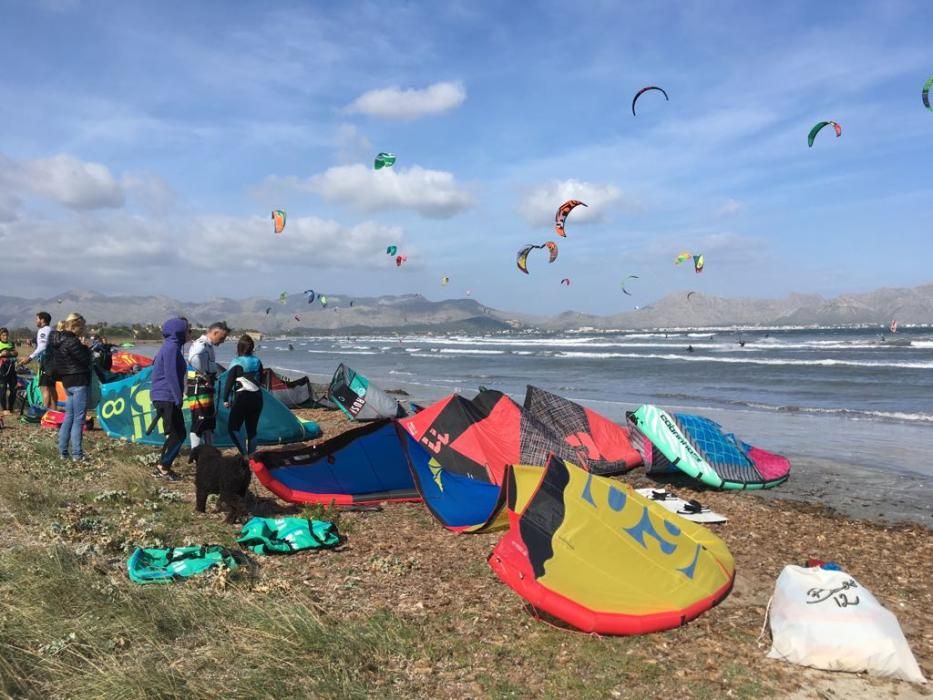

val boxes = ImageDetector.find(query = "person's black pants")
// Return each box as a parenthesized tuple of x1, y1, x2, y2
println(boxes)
(154, 401, 186, 468)
(228, 393, 263, 456)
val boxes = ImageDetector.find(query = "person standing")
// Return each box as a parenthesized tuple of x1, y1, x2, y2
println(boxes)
(0, 328, 18, 414)
(149, 318, 188, 480)
(49, 313, 91, 461)
(20, 312, 55, 409)
(222, 334, 264, 456)
(186, 321, 229, 449)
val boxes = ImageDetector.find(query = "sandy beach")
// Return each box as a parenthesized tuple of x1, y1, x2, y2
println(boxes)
(0, 407, 928, 699)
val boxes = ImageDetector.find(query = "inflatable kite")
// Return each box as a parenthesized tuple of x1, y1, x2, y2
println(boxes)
(516, 242, 557, 274)
(693, 254, 704, 273)
(265, 307, 271, 315)
(386, 245, 397, 256)
(279, 292, 287, 304)
(328, 364, 405, 421)
(561, 278, 571, 286)
(250, 421, 421, 506)
(629, 404, 791, 489)
(303, 289, 316, 304)
(441, 276, 449, 286)
(621, 275, 639, 296)
(293, 314, 301, 322)
(808, 120, 842, 147)
(488, 456, 735, 635)
(396, 255, 407, 267)
(924, 75, 933, 111)
(555, 200, 587, 238)
(272, 210, 286, 234)
(374, 152, 396, 170)
(687, 291, 696, 302)
(632, 86, 669, 116)
(320, 295, 328, 308)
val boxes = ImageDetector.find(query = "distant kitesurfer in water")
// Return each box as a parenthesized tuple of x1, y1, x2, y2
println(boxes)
(739, 340, 746, 347)
(288, 343, 294, 351)
(687, 344, 695, 353)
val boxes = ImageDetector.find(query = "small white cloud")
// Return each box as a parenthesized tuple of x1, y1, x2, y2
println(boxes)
(518, 179, 634, 227)
(303, 164, 473, 218)
(716, 198, 742, 217)
(1, 153, 124, 210)
(345, 81, 466, 120)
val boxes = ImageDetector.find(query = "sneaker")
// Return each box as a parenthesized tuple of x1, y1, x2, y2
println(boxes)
(151, 467, 179, 482)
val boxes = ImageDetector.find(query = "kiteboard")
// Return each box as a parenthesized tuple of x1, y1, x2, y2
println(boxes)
(635, 488, 727, 523)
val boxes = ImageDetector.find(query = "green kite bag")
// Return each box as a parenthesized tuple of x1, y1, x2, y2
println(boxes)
(127, 545, 238, 584)
(236, 517, 339, 555)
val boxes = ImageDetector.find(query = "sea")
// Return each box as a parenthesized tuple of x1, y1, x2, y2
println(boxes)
(205, 324, 933, 479)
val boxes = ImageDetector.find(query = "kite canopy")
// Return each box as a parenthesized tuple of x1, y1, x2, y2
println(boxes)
(924, 75, 933, 111)
(441, 276, 449, 286)
(560, 278, 571, 286)
(808, 120, 842, 147)
(272, 210, 286, 234)
(303, 289, 316, 304)
(374, 152, 397, 170)
(516, 242, 558, 274)
(631, 85, 669, 116)
(96, 367, 319, 449)
(555, 200, 587, 238)
(327, 363, 406, 421)
(386, 245, 397, 256)
(522, 386, 644, 476)
(396, 255, 407, 267)
(693, 254, 704, 273)
(110, 351, 153, 374)
(251, 420, 420, 506)
(621, 275, 639, 296)
(675, 251, 691, 265)
(488, 456, 735, 635)
(629, 404, 791, 489)
(279, 292, 287, 304)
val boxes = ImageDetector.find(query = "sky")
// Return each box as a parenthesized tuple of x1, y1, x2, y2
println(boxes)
(0, 0, 931, 314)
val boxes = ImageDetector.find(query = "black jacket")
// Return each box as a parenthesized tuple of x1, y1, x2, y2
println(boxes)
(49, 331, 91, 387)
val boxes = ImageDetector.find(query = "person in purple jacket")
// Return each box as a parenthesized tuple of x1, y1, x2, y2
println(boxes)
(149, 318, 190, 480)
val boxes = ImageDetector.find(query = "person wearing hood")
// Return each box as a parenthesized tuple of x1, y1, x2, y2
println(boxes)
(185, 321, 229, 449)
(150, 318, 189, 479)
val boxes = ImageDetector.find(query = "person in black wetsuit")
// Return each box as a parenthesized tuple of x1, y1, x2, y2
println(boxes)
(223, 334, 264, 456)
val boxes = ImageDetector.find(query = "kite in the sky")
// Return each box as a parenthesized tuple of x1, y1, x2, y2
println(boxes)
(632, 86, 669, 116)
(807, 121, 842, 147)
(374, 152, 397, 170)
(687, 291, 696, 302)
(555, 200, 587, 238)
(466, 290, 472, 296)
(320, 295, 328, 308)
(272, 210, 286, 234)
(923, 75, 933, 111)
(294, 314, 301, 322)
(386, 245, 397, 256)
(560, 278, 571, 286)
(396, 255, 407, 267)
(441, 276, 449, 286)
(56, 298, 63, 304)
(693, 254, 704, 273)
(265, 307, 271, 315)
(621, 274, 639, 296)
(303, 289, 316, 304)
(674, 252, 691, 265)
(279, 292, 288, 304)
(516, 242, 559, 274)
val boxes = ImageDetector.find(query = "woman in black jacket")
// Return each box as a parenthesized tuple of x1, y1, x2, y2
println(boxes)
(50, 313, 91, 461)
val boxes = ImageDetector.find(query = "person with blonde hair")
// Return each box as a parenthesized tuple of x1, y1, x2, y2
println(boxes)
(49, 313, 91, 460)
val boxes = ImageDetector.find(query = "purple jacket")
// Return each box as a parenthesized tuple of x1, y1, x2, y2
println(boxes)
(150, 318, 188, 405)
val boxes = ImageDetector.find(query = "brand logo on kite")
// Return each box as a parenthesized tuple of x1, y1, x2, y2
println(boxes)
(660, 414, 702, 462)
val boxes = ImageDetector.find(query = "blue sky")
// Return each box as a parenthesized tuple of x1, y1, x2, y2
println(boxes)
(0, 0, 930, 314)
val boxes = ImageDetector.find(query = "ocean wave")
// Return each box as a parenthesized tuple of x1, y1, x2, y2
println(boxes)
(439, 348, 505, 355)
(554, 351, 933, 369)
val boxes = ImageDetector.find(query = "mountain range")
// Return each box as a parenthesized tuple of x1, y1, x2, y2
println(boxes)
(1, 284, 932, 333)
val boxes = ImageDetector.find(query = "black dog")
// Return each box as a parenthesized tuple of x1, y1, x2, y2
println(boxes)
(188, 445, 252, 523)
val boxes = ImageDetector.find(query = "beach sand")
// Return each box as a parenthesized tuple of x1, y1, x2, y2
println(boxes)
(0, 409, 929, 698)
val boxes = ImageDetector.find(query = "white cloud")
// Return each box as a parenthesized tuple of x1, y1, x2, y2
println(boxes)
(121, 173, 177, 215)
(0, 153, 124, 210)
(716, 198, 742, 217)
(518, 179, 635, 227)
(345, 81, 466, 120)
(302, 164, 473, 218)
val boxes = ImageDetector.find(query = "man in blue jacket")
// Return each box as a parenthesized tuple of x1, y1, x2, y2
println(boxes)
(149, 318, 189, 480)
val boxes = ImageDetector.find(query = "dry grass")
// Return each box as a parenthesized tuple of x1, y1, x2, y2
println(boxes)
(0, 412, 929, 699)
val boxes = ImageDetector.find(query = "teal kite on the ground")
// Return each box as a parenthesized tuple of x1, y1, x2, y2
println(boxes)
(236, 517, 340, 555)
(127, 546, 238, 584)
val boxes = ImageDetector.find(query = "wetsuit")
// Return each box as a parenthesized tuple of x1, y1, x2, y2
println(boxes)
(186, 335, 219, 448)
(0, 339, 17, 411)
(223, 355, 264, 456)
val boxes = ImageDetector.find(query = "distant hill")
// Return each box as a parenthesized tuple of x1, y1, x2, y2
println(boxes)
(1, 284, 931, 333)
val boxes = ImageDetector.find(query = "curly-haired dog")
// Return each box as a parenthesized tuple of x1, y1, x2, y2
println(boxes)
(188, 445, 252, 523)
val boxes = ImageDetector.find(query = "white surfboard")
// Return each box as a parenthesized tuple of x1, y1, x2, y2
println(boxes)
(636, 488, 728, 523)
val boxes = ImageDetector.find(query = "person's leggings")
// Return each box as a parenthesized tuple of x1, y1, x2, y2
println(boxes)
(0, 363, 16, 411)
(154, 401, 186, 469)
(228, 392, 263, 456)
